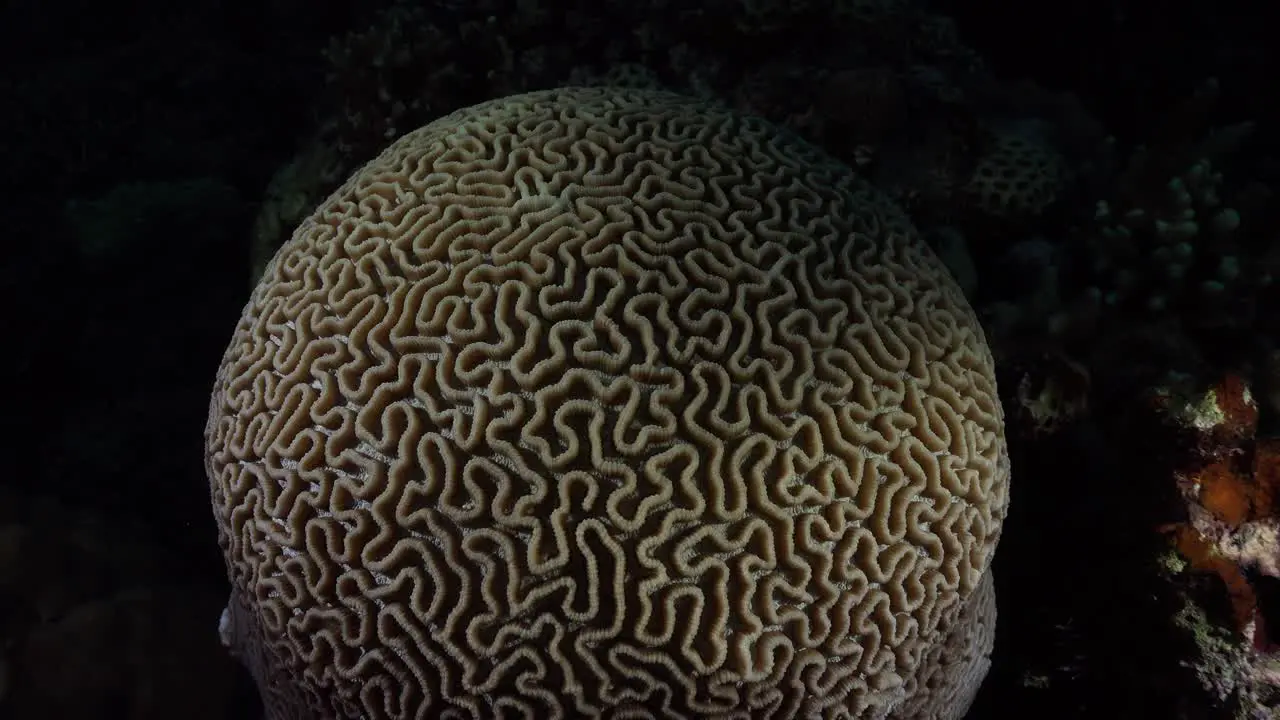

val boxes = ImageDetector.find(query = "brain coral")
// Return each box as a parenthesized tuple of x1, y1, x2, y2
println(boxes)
(204, 87, 1010, 720)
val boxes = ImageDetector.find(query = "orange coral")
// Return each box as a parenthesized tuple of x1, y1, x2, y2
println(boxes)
(1162, 372, 1278, 642)
(1196, 459, 1253, 527)
(1213, 373, 1259, 442)
(1185, 430, 1280, 529)
(1252, 439, 1280, 517)
(1171, 524, 1258, 633)
(1149, 370, 1258, 451)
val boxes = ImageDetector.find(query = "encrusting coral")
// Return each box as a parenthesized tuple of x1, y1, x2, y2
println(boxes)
(1153, 372, 1280, 714)
(205, 86, 1011, 719)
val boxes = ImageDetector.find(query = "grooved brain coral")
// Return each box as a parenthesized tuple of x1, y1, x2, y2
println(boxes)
(204, 87, 1010, 720)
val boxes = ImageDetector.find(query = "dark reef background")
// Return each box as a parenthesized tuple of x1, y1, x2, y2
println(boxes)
(1, 0, 1277, 717)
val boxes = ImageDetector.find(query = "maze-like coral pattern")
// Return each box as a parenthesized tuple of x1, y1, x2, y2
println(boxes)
(205, 87, 1009, 719)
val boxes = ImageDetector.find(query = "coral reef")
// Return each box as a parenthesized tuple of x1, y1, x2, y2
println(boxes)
(1152, 372, 1280, 715)
(230, 2, 1280, 717)
(5, 0, 1279, 717)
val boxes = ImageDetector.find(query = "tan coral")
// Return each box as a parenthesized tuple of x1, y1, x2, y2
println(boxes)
(961, 131, 1067, 220)
(889, 569, 997, 720)
(205, 86, 1011, 720)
